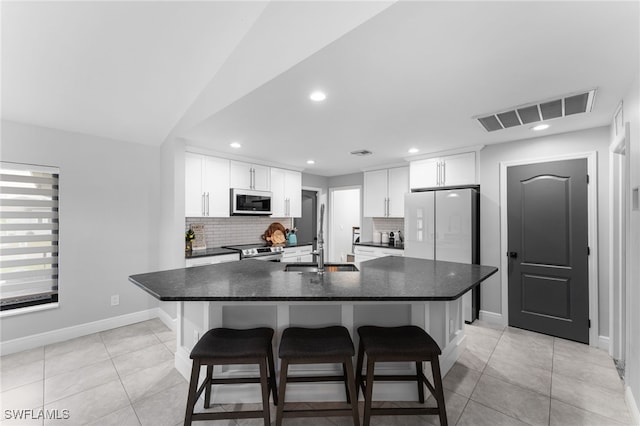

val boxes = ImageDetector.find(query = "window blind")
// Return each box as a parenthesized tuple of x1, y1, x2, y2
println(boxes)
(0, 162, 59, 311)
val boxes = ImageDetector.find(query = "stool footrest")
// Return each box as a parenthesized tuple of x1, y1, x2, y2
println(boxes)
(191, 410, 266, 421)
(282, 408, 358, 418)
(365, 374, 428, 382)
(370, 407, 442, 416)
(286, 375, 348, 383)
(210, 377, 263, 385)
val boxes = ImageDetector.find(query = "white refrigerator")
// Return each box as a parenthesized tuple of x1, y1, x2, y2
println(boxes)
(404, 186, 480, 323)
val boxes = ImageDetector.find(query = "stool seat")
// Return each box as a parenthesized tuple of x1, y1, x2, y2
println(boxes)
(184, 327, 277, 426)
(191, 327, 274, 360)
(279, 326, 355, 359)
(356, 325, 448, 426)
(276, 326, 359, 426)
(358, 325, 441, 358)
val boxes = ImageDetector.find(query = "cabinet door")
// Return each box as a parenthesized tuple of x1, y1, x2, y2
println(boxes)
(203, 156, 230, 217)
(185, 153, 204, 217)
(442, 152, 476, 186)
(229, 161, 252, 189)
(270, 168, 287, 216)
(285, 170, 302, 217)
(364, 169, 388, 217)
(387, 167, 409, 217)
(410, 158, 440, 189)
(252, 164, 270, 191)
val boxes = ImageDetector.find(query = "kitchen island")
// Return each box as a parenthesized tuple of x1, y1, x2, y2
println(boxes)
(129, 256, 497, 402)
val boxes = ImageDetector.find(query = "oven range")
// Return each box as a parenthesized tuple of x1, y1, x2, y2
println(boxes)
(222, 244, 284, 261)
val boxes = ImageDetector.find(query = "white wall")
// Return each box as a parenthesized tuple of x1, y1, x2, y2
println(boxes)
(621, 75, 640, 420)
(478, 126, 611, 338)
(0, 120, 161, 342)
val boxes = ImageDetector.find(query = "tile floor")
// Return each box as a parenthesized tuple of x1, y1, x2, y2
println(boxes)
(0, 318, 634, 425)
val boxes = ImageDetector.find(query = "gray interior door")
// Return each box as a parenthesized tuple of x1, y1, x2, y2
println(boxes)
(294, 190, 317, 250)
(507, 159, 589, 343)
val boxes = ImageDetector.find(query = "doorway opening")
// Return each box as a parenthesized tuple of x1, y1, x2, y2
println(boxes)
(328, 186, 361, 263)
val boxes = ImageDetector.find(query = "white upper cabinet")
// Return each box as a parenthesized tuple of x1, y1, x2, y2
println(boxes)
(230, 161, 270, 191)
(387, 167, 409, 217)
(410, 152, 476, 189)
(364, 166, 409, 217)
(270, 168, 302, 217)
(185, 153, 230, 217)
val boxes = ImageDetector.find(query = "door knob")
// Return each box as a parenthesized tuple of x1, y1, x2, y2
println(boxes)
(508, 251, 518, 259)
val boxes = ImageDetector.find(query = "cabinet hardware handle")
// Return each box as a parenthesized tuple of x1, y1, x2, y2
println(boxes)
(442, 161, 446, 185)
(202, 193, 205, 216)
(436, 163, 441, 186)
(206, 192, 210, 216)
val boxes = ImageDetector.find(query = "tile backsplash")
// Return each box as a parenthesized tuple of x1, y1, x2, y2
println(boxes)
(185, 217, 294, 248)
(371, 217, 405, 240)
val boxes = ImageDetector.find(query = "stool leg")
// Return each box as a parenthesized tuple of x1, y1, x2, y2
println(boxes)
(343, 356, 361, 426)
(355, 342, 365, 399)
(184, 360, 201, 426)
(258, 359, 271, 426)
(430, 356, 448, 426)
(275, 359, 289, 426)
(267, 346, 279, 405)
(342, 363, 351, 404)
(416, 361, 425, 403)
(204, 364, 213, 408)
(362, 356, 375, 426)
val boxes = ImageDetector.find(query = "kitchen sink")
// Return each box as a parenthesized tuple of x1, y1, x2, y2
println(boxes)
(283, 263, 359, 272)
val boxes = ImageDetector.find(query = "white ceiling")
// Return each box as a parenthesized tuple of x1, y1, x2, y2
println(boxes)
(2, 1, 639, 176)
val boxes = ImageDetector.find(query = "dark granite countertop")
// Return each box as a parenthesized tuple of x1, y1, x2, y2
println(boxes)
(185, 247, 239, 259)
(130, 256, 497, 302)
(355, 242, 405, 250)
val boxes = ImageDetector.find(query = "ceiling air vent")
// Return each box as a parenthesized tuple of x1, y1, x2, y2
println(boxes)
(475, 89, 596, 132)
(350, 149, 373, 156)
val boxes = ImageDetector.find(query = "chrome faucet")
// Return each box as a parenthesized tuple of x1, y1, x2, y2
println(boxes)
(313, 203, 325, 274)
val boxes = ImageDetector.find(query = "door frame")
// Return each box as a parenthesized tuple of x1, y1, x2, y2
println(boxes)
(499, 151, 599, 346)
(609, 123, 629, 361)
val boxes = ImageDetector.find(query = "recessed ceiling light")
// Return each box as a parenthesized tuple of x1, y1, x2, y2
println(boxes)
(306, 160, 315, 165)
(230, 142, 241, 148)
(408, 148, 419, 154)
(309, 91, 326, 102)
(532, 124, 550, 131)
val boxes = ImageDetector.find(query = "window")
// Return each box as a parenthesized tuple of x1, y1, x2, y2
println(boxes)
(0, 162, 59, 311)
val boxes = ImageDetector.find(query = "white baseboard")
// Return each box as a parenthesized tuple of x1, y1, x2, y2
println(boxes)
(478, 310, 504, 326)
(597, 335, 610, 351)
(627, 386, 640, 426)
(0, 308, 161, 356)
(156, 305, 177, 331)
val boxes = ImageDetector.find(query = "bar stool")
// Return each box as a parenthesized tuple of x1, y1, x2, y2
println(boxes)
(184, 327, 278, 426)
(356, 325, 448, 426)
(275, 326, 360, 426)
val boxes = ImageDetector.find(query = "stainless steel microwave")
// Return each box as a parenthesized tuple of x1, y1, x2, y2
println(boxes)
(230, 189, 272, 215)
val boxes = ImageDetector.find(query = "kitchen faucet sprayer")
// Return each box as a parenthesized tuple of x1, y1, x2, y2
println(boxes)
(317, 203, 325, 274)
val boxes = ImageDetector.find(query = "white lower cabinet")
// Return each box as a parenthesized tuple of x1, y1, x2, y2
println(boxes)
(185, 253, 239, 267)
(353, 246, 404, 264)
(282, 245, 313, 263)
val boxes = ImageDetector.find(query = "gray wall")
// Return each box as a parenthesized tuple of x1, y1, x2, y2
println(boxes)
(478, 126, 611, 338)
(0, 120, 161, 341)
